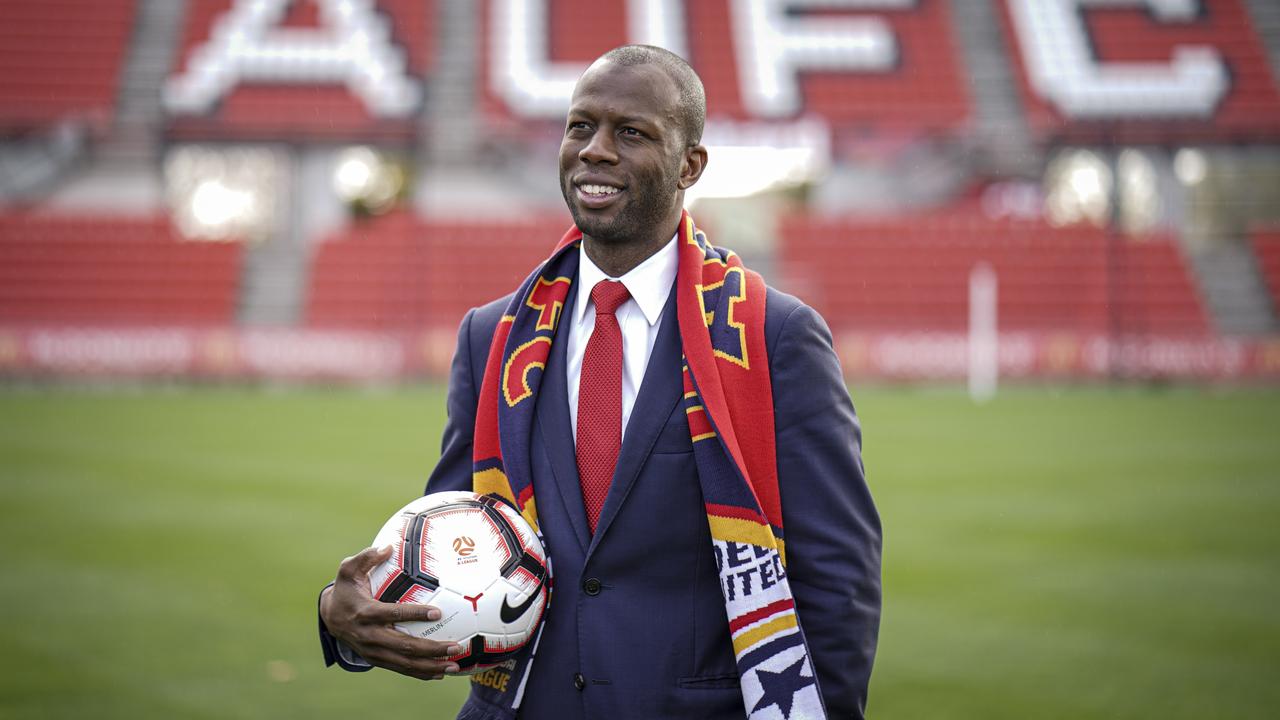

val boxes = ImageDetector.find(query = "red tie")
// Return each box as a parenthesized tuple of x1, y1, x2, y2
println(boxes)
(577, 279, 631, 533)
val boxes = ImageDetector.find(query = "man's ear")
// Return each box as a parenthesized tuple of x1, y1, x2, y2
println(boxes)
(677, 145, 708, 190)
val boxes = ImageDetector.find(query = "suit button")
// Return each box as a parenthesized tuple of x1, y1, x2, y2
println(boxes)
(573, 672, 586, 691)
(583, 577, 602, 596)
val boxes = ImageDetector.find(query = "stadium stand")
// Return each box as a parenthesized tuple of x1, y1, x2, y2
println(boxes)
(0, 0, 137, 134)
(305, 212, 568, 331)
(998, 0, 1280, 141)
(780, 213, 1209, 336)
(481, 0, 970, 133)
(168, 0, 434, 139)
(0, 213, 243, 325)
(0, 0, 1274, 380)
(1113, 238, 1213, 336)
(1251, 226, 1280, 315)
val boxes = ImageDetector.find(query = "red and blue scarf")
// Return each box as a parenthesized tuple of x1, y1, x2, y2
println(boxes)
(466, 211, 824, 720)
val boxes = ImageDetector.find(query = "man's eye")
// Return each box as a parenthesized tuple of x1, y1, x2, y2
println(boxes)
(620, 127, 642, 136)
(567, 122, 590, 133)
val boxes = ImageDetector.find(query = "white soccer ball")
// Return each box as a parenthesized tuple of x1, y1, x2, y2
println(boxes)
(367, 491, 550, 674)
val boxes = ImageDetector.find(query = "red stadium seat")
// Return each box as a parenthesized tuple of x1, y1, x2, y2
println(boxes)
(0, 1, 136, 134)
(305, 212, 568, 331)
(0, 213, 243, 325)
(1250, 227, 1280, 317)
(780, 211, 1208, 337)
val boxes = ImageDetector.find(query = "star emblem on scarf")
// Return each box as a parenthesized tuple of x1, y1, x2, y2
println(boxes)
(750, 656, 816, 718)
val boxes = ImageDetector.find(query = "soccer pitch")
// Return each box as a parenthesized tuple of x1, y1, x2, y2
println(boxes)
(1, 384, 1277, 719)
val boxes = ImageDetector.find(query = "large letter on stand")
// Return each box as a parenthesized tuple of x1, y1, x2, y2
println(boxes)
(165, 0, 420, 117)
(731, 0, 915, 119)
(1006, 0, 1228, 118)
(491, 0, 687, 117)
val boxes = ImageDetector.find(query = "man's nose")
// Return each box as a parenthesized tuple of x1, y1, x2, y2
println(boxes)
(579, 129, 618, 165)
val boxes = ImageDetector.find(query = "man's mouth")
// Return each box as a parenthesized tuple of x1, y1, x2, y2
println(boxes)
(579, 183, 621, 197)
(574, 182, 624, 209)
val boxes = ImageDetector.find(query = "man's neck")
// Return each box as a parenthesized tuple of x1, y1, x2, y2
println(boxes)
(582, 216, 682, 278)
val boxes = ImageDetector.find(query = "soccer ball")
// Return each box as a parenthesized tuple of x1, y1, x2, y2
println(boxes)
(367, 491, 550, 674)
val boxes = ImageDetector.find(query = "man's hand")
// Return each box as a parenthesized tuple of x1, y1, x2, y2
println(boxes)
(320, 545, 462, 680)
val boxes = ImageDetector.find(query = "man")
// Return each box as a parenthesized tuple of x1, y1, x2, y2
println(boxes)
(319, 45, 881, 719)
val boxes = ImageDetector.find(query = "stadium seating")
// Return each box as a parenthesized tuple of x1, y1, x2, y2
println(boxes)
(308, 210, 1211, 338)
(2, 206, 1212, 337)
(170, 0, 433, 139)
(780, 213, 1209, 336)
(1251, 227, 1280, 316)
(305, 212, 568, 330)
(1111, 237, 1212, 336)
(0, 213, 243, 325)
(483, 0, 969, 133)
(0, 0, 136, 133)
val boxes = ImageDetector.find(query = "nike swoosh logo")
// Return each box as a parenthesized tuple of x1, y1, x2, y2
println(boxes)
(499, 589, 540, 624)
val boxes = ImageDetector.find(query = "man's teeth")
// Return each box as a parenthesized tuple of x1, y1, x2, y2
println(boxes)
(581, 184, 620, 196)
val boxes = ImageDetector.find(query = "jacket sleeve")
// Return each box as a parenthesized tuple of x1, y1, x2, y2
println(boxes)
(319, 308, 482, 670)
(770, 302, 882, 718)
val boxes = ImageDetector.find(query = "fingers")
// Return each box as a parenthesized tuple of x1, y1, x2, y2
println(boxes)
(360, 628, 465, 680)
(362, 646, 458, 680)
(369, 625, 463, 660)
(401, 655, 461, 680)
(358, 600, 442, 626)
(338, 545, 393, 582)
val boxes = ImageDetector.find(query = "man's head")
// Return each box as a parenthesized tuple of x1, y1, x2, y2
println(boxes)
(558, 45, 708, 260)
(598, 44, 706, 148)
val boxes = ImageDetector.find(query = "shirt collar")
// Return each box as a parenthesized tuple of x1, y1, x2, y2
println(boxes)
(574, 233, 679, 328)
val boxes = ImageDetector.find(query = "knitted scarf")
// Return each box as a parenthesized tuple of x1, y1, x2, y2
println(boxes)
(465, 211, 824, 720)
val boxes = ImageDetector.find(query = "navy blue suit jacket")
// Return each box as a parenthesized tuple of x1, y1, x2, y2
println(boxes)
(323, 279, 881, 719)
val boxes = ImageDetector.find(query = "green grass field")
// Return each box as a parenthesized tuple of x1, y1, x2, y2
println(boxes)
(1, 384, 1277, 719)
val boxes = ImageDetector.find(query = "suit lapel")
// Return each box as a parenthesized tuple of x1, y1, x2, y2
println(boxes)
(589, 282, 682, 554)
(534, 286, 592, 553)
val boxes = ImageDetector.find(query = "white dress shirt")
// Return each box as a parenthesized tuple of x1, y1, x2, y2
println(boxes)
(567, 235, 679, 442)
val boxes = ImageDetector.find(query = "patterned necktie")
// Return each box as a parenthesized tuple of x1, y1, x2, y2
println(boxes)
(576, 279, 631, 533)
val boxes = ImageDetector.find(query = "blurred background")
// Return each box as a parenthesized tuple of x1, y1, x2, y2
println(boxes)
(1, 0, 1278, 718)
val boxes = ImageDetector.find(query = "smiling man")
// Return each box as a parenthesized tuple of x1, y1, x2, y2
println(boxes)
(319, 45, 882, 720)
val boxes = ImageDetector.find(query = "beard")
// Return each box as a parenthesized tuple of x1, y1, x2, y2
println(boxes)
(560, 159, 682, 246)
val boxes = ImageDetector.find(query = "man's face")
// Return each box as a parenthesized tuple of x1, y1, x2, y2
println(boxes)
(558, 61, 689, 246)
